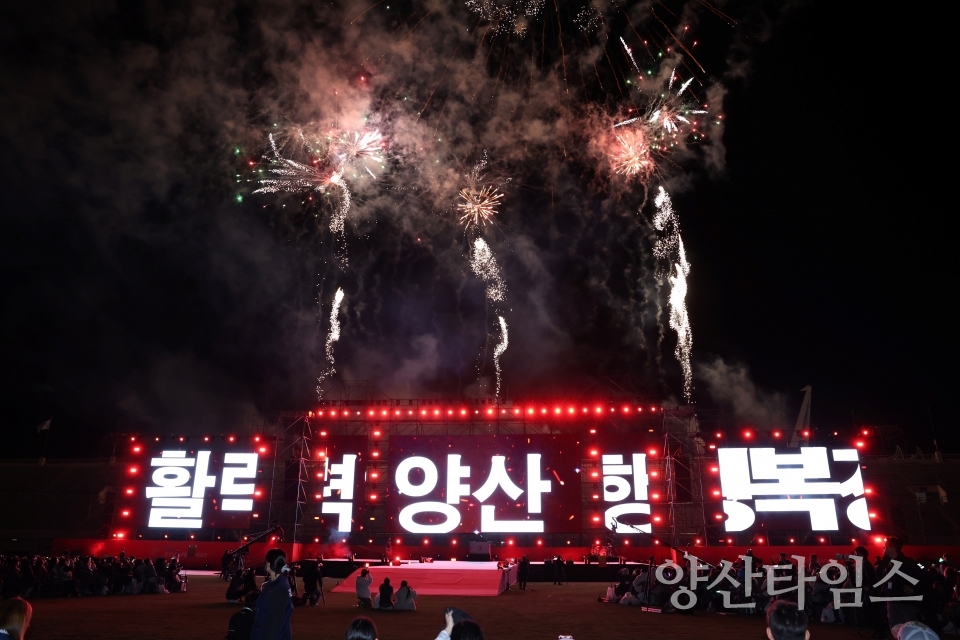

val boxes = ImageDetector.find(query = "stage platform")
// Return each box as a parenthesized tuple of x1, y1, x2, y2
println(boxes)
(331, 561, 517, 597)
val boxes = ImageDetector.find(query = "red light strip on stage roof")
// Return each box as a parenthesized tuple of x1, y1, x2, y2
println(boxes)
(312, 404, 663, 418)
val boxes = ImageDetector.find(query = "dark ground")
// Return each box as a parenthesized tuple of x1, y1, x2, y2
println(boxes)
(24, 573, 873, 639)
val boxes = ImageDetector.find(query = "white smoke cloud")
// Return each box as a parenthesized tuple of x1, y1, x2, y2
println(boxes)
(697, 357, 788, 427)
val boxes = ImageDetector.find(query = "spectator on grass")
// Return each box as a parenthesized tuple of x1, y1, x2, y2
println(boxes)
(376, 577, 394, 609)
(393, 580, 417, 610)
(250, 549, 293, 640)
(451, 621, 484, 640)
(765, 599, 808, 640)
(344, 616, 378, 640)
(355, 569, 373, 608)
(517, 556, 529, 591)
(0, 596, 32, 640)
(301, 561, 322, 606)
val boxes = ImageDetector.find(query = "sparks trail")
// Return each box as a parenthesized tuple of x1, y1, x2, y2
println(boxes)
(469, 238, 509, 398)
(317, 288, 345, 399)
(493, 315, 509, 397)
(469, 238, 507, 304)
(654, 187, 693, 402)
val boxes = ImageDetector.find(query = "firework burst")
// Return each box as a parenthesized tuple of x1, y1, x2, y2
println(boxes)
(613, 132, 653, 181)
(458, 151, 509, 230)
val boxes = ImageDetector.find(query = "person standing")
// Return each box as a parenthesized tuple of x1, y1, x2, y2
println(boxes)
(517, 556, 529, 591)
(301, 561, 322, 606)
(553, 556, 564, 585)
(250, 549, 293, 640)
(854, 546, 889, 639)
(355, 568, 373, 609)
(879, 538, 925, 628)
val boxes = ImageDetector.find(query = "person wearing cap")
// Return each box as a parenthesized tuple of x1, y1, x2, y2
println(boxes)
(891, 621, 939, 640)
(765, 599, 809, 640)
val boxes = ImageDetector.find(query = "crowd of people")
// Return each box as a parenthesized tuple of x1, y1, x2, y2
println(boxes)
(609, 538, 956, 638)
(225, 549, 483, 640)
(351, 570, 417, 611)
(0, 551, 186, 599)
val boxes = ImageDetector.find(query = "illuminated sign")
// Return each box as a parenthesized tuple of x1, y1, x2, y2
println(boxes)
(387, 435, 582, 534)
(718, 447, 870, 532)
(145, 450, 259, 528)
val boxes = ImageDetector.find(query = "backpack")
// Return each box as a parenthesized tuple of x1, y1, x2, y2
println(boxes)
(228, 606, 254, 640)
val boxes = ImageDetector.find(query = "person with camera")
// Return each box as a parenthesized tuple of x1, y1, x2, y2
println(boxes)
(250, 549, 293, 640)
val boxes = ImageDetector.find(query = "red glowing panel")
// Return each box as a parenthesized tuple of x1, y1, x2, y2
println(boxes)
(715, 514, 723, 520)
(651, 493, 659, 499)
(653, 516, 661, 522)
(128, 467, 138, 474)
(592, 516, 600, 522)
(320, 431, 327, 436)
(595, 407, 602, 413)
(712, 490, 721, 496)
(648, 448, 657, 456)
(121, 510, 130, 517)
(650, 471, 658, 477)
(132, 446, 141, 453)
(856, 441, 865, 448)
(259, 447, 267, 453)
(125, 488, 134, 495)
(554, 407, 561, 414)
(373, 431, 381, 437)
(372, 451, 380, 457)
(369, 494, 377, 500)
(590, 472, 599, 478)
(589, 429, 596, 434)
(371, 472, 379, 478)
(589, 450, 598, 456)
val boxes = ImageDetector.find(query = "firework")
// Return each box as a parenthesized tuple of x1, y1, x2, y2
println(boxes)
(575, 6, 600, 33)
(613, 132, 653, 180)
(336, 129, 384, 178)
(493, 315, 509, 398)
(620, 37, 641, 74)
(458, 185, 503, 228)
(470, 238, 507, 303)
(458, 151, 508, 229)
(253, 135, 336, 195)
(645, 69, 707, 138)
(316, 287, 345, 398)
(465, 0, 545, 36)
(655, 187, 693, 402)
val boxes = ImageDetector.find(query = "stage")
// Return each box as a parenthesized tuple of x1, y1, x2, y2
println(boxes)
(331, 561, 518, 597)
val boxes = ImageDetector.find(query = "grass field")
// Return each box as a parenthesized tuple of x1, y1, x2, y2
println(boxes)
(24, 573, 871, 639)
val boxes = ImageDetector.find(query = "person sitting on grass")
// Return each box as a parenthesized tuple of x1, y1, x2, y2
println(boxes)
(393, 580, 417, 610)
(375, 577, 393, 609)
(766, 599, 809, 640)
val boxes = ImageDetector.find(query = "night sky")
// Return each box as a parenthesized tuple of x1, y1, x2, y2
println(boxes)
(0, 0, 950, 459)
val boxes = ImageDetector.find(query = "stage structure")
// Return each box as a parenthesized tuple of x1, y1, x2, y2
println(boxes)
(98, 393, 894, 558)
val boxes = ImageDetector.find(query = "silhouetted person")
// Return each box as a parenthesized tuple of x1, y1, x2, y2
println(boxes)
(518, 556, 529, 590)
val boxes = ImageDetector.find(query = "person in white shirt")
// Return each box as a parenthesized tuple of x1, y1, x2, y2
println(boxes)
(355, 568, 373, 609)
